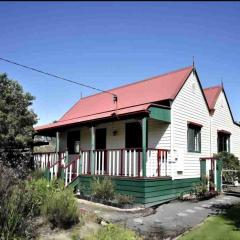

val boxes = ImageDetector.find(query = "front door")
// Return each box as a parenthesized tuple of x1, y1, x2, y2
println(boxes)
(95, 128, 107, 173)
(125, 122, 142, 148)
(96, 128, 106, 150)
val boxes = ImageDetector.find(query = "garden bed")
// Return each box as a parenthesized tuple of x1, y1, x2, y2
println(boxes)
(76, 194, 142, 209)
(178, 191, 219, 202)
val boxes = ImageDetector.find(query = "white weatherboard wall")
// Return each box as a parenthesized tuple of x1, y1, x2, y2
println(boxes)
(171, 72, 211, 179)
(58, 118, 170, 152)
(210, 91, 240, 159)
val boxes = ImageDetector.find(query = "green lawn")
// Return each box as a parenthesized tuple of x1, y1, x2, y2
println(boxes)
(180, 203, 240, 240)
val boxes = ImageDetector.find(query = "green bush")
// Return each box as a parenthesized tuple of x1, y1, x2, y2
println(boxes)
(115, 194, 135, 205)
(25, 178, 64, 216)
(85, 224, 142, 240)
(90, 177, 115, 200)
(30, 168, 45, 180)
(193, 176, 208, 198)
(42, 187, 80, 228)
(0, 181, 36, 240)
(215, 152, 240, 183)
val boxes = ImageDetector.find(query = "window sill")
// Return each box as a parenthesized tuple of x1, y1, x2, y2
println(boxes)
(188, 150, 201, 153)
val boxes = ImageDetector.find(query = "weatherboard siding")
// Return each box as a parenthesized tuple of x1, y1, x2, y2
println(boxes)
(210, 91, 240, 159)
(76, 175, 200, 206)
(171, 72, 211, 179)
(58, 118, 170, 151)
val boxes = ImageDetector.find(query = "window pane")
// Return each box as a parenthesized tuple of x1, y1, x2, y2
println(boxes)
(218, 132, 230, 153)
(188, 124, 201, 152)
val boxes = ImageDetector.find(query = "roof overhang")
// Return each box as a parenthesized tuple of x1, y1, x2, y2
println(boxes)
(35, 103, 170, 136)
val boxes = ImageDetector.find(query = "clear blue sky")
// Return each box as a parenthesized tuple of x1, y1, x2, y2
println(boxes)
(0, 2, 240, 125)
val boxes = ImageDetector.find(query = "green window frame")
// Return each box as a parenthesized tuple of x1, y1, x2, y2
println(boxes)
(187, 123, 201, 153)
(217, 131, 230, 153)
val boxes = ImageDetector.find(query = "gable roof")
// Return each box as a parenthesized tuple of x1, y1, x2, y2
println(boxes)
(35, 66, 193, 132)
(204, 85, 240, 127)
(203, 85, 222, 110)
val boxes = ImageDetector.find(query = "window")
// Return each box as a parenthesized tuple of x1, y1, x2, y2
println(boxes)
(218, 131, 230, 153)
(125, 122, 142, 148)
(187, 123, 201, 153)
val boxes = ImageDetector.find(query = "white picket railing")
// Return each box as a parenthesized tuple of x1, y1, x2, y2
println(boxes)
(92, 149, 143, 177)
(34, 152, 64, 170)
(34, 148, 171, 187)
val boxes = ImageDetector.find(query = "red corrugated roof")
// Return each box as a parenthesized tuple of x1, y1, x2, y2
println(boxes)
(35, 66, 193, 132)
(35, 103, 152, 131)
(203, 85, 222, 110)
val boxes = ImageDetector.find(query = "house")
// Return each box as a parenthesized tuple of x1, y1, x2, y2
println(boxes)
(34, 65, 240, 206)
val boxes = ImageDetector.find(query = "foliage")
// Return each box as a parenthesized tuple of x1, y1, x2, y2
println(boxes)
(0, 73, 37, 171)
(25, 178, 64, 216)
(193, 176, 208, 198)
(215, 152, 240, 183)
(215, 152, 240, 170)
(115, 194, 135, 205)
(85, 224, 142, 240)
(194, 184, 208, 198)
(0, 164, 36, 240)
(30, 168, 45, 180)
(42, 187, 80, 229)
(90, 177, 115, 200)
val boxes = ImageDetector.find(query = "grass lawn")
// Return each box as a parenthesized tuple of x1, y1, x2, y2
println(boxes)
(180, 203, 240, 240)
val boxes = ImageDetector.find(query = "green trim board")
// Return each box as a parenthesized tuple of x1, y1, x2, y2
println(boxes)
(75, 175, 200, 207)
(216, 159, 223, 192)
(90, 126, 95, 174)
(142, 117, 148, 177)
(200, 159, 206, 180)
(148, 107, 171, 123)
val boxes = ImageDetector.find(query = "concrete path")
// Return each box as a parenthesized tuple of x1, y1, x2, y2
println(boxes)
(78, 194, 240, 239)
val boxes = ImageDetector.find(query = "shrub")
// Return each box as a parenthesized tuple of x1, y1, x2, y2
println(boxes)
(0, 164, 36, 239)
(215, 152, 240, 184)
(115, 194, 135, 205)
(30, 168, 45, 180)
(42, 187, 80, 228)
(90, 177, 115, 200)
(193, 176, 208, 198)
(25, 178, 64, 216)
(85, 224, 142, 240)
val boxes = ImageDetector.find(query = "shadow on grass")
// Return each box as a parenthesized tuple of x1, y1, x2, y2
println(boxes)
(210, 195, 240, 230)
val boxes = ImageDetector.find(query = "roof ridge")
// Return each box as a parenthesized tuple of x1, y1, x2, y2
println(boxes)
(59, 65, 193, 121)
(79, 65, 193, 101)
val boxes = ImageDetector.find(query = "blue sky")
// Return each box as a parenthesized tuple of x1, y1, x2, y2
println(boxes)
(0, 2, 240, 125)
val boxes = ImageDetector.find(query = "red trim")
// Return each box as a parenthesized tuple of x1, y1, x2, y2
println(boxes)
(138, 151, 141, 177)
(120, 149, 123, 176)
(157, 150, 160, 177)
(187, 121, 203, 128)
(200, 157, 217, 160)
(87, 150, 91, 174)
(217, 129, 231, 135)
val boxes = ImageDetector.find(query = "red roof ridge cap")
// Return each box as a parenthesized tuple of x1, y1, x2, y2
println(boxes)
(204, 85, 222, 91)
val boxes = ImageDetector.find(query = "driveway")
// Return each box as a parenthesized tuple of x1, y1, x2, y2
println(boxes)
(77, 194, 240, 239)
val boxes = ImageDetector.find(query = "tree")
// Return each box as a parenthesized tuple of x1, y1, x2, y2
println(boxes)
(215, 152, 240, 184)
(0, 73, 37, 171)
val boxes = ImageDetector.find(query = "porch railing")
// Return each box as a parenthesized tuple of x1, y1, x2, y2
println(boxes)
(34, 152, 65, 170)
(34, 148, 171, 186)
